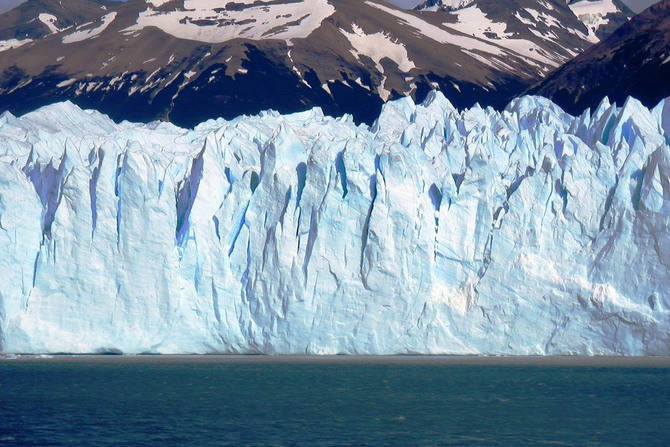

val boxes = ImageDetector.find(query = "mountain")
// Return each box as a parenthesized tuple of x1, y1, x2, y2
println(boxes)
(530, 0, 670, 114)
(0, 0, 120, 42)
(1, 93, 669, 354)
(0, 0, 626, 127)
(415, 0, 633, 42)
(566, 0, 634, 41)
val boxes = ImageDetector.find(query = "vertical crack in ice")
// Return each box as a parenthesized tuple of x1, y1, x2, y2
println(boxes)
(601, 114, 617, 145)
(631, 169, 645, 211)
(360, 170, 378, 279)
(302, 208, 318, 279)
(89, 149, 103, 238)
(224, 167, 234, 195)
(42, 163, 62, 240)
(599, 175, 619, 232)
(175, 150, 204, 247)
(31, 251, 40, 289)
(211, 278, 222, 325)
(114, 153, 124, 246)
(23, 156, 65, 240)
(555, 178, 568, 213)
(429, 183, 442, 261)
(250, 171, 259, 193)
(478, 232, 493, 279)
(335, 151, 348, 198)
(295, 162, 306, 208)
(428, 183, 442, 227)
(228, 202, 249, 256)
(279, 187, 292, 226)
(212, 215, 221, 241)
(453, 173, 465, 195)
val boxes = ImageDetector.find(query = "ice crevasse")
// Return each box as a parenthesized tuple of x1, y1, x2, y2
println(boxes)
(1, 91, 670, 355)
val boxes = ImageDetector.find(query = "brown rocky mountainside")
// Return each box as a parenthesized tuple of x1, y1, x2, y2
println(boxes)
(0, 0, 631, 126)
(530, 0, 670, 114)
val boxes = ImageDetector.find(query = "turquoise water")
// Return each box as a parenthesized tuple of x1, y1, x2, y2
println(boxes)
(0, 357, 668, 446)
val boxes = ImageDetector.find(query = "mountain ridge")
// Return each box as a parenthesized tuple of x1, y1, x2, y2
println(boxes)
(530, 0, 670, 114)
(0, 0, 629, 126)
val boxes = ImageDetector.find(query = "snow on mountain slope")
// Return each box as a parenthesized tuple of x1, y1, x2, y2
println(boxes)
(365, 2, 517, 62)
(38, 12, 61, 34)
(0, 38, 32, 53)
(1, 93, 669, 355)
(0, 0, 602, 128)
(442, 4, 562, 66)
(531, 0, 670, 116)
(123, 0, 336, 43)
(416, 0, 632, 45)
(411, 0, 632, 76)
(568, 0, 634, 42)
(418, 0, 476, 11)
(62, 11, 117, 44)
(0, 0, 118, 41)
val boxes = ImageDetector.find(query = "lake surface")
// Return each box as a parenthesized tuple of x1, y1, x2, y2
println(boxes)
(0, 356, 669, 446)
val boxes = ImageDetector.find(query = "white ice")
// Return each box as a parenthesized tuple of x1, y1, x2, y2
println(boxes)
(0, 93, 669, 355)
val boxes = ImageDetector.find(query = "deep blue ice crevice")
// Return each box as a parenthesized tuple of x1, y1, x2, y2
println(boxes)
(88, 148, 104, 238)
(360, 166, 380, 281)
(212, 215, 221, 241)
(228, 202, 250, 256)
(22, 150, 68, 240)
(335, 151, 348, 199)
(175, 149, 205, 247)
(250, 171, 259, 193)
(302, 208, 318, 280)
(295, 162, 306, 207)
(113, 152, 127, 245)
(599, 175, 619, 232)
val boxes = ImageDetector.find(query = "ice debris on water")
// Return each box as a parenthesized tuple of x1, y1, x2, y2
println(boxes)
(0, 92, 669, 355)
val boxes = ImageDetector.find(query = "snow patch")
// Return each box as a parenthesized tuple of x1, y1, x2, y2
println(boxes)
(365, 1, 505, 64)
(569, 0, 621, 43)
(56, 78, 77, 88)
(0, 39, 32, 53)
(38, 13, 61, 34)
(449, 6, 510, 40)
(419, 0, 474, 11)
(322, 82, 332, 95)
(342, 24, 416, 73)
(122, 0, 335, 44)
(62, 12, 117, 44)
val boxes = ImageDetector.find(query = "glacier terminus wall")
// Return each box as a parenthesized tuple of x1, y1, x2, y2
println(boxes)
(1, 92, 670, 355)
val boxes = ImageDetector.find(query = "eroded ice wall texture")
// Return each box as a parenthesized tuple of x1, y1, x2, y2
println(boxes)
(1, 92, 669, 354)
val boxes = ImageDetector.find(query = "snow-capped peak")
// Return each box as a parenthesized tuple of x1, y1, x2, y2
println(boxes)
(122, 0, 336, 44)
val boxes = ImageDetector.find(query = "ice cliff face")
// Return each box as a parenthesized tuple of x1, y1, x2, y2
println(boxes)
(1, 93, 669, 355)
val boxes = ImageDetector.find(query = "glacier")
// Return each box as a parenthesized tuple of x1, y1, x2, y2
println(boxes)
(1, 92, 670, 355)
